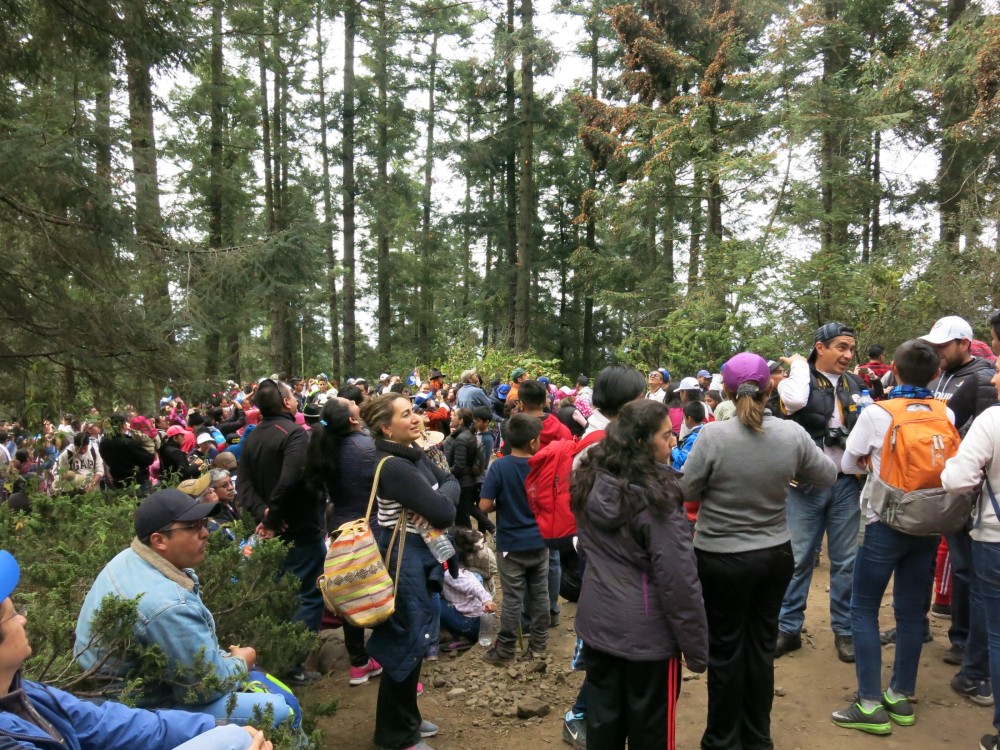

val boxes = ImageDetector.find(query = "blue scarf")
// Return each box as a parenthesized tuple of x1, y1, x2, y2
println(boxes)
(886, 385, 933, 400)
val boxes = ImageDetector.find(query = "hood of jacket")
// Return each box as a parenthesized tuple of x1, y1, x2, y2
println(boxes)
(582, 464, 682, 533)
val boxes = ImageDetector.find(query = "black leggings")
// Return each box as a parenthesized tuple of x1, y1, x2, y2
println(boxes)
(455, 484, 495, 533)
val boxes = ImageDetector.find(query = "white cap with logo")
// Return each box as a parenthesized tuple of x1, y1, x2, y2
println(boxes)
(920, 316, 973, 345)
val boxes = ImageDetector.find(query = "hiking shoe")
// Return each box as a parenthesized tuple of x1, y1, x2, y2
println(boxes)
(483, 645, 515, 666)
(931, 602, 952, 619)
(981, 734, 999, 750)
(563, 710, 586, 748)
(425, 645, 440, 662)
(285, 668, 322, 686)
(951, 673, 994, 706)
(831, 702, 892, 735)
(835, 635, 855, 663)
(881, 627, 933, 646)
(549, 612, 561, 628)
(775, 631, 801, 658)
(943, 643, 965, 665)
(419, 720, 439, 738)
(882, 691, 915, 726)
(377, 742, 434, 750)
(348, 658, 382, 686)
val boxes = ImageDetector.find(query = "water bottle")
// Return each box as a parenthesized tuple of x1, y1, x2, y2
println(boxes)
(857, 390, 874, 413)
(478, 611, 495, 647)
(419, 524, 455, 563)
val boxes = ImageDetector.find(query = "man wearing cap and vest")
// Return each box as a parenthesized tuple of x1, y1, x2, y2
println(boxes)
(775, 322, 865, 663)
(74, 489, 295, 726)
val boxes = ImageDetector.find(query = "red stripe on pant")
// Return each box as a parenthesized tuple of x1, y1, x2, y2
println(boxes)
(667, 657, 680, 750)
(935, 537, 952, 605)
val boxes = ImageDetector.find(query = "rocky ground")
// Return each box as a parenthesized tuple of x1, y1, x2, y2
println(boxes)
(305, 560, 992, 749)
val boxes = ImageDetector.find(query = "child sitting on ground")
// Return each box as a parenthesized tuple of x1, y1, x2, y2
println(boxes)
(440, 528, 499, 650)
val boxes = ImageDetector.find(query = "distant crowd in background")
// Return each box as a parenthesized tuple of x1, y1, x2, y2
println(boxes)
(2, 310, 1000, 750)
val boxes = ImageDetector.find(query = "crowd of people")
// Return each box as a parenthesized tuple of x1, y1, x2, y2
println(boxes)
(1, 310, 1000, 750)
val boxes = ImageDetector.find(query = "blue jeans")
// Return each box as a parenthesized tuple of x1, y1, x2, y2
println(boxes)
(946, 527, 972, 648)
(282, 540, 326, 633)
(440, 600, 480, 640)
(172, 725, 253, 750)
(850, 522, 937, 700)
(428, 592, 441, 651)
(779, 473, 861, 636)
(970, 541, 1000, 730)
(176, 692, 294, 727)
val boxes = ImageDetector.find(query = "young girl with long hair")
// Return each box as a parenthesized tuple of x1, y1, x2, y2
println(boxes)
(570, 398, 707, 750)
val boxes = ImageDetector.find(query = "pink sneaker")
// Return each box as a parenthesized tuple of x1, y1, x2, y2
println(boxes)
(417, 681, 424, 697)
(348, 658, 383, 686)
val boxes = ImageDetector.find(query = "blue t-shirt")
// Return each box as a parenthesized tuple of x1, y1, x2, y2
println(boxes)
(480, 455, 545, 553)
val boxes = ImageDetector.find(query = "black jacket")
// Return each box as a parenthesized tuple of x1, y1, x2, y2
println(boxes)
(574, 467, 708, 670)
(444, 426, 479, 490)
(99, 434, 155, 488)
(157, 441, 199, 480)
(238, 411, 321, 543)
(933, 357, 996, 433)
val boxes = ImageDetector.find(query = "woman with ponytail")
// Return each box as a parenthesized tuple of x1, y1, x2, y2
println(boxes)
(680, 353, 837, 750)
(304, 397, 382, 686)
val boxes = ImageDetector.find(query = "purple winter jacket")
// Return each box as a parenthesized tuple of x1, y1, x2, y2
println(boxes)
(574, 466, 708, 671)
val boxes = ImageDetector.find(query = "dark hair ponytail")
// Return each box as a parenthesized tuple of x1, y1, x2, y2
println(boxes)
(305, 398, 354, 492)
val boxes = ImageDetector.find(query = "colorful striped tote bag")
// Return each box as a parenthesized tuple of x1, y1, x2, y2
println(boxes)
(318, 457, 406, 628)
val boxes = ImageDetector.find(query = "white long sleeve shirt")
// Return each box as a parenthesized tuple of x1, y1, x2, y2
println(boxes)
(942, 405, 1000, 543)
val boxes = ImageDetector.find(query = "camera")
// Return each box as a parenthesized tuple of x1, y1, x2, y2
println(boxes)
(824, 426, 849, 449)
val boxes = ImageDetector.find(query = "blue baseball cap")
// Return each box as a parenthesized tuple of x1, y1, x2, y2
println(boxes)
(0, 551, 20, 601)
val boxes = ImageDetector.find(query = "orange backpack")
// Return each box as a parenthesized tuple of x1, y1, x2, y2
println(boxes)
(877, 398, 958, 491)
(866, 398, 974, 536)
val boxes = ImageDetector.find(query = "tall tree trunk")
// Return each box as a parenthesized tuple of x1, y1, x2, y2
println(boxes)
(937, 0, 968, 258)
(504, 0, 517, 347)
(123, 0, 173, 350)
(205, 0, 225, 380)
(688, 167, 702, 293)
(582, 9, 599, 375)
(316, 2, 341, 380)
(514, 0, 534, 350)
(375, 0, 391, 358)
(342, 0, 358, 373)
(419, 31, 439, 359)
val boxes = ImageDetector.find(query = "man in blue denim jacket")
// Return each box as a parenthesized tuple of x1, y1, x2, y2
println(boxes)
(74, 489, 294, 726)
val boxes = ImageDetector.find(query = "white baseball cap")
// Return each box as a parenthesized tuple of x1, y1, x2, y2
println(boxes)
(196, 432, 215, 445)
(678, 377, 702, 391)
(921, 315, 974, 345)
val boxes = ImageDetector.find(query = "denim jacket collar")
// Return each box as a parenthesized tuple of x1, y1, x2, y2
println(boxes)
(129, 537, 197, 592)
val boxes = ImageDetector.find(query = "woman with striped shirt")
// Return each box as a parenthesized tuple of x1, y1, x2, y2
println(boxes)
(360, 393, 459, 750)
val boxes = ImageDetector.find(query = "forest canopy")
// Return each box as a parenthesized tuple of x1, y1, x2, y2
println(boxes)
(2, 0, 999, 415)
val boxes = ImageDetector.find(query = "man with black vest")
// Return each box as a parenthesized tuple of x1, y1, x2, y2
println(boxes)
(775, 322, 865, 663)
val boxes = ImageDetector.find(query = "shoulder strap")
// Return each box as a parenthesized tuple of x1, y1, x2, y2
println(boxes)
(366, 457, 393, 519)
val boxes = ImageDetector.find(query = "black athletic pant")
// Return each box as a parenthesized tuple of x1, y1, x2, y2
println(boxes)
(697, 543, 793, 750)
(372, 660, 422, 749)
(584, 645, 681, 750)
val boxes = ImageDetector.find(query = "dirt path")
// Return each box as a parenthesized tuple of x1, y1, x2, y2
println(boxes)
(306, 561, 991, 748)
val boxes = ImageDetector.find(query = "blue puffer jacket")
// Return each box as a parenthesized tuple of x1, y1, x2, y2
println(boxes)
(0, 672, 216, 750)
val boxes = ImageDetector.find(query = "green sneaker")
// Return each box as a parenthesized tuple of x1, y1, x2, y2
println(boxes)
(831, 702, 893, 735)
(882, 691, 915, 726)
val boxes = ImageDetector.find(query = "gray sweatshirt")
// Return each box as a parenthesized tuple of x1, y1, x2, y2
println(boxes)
(680, 414, 838, 553)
